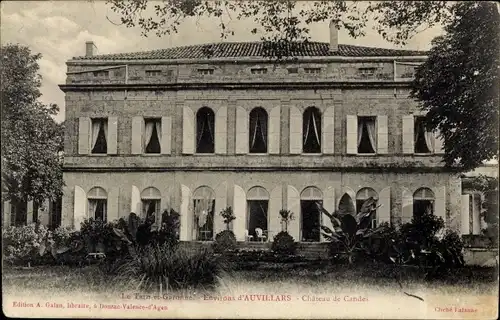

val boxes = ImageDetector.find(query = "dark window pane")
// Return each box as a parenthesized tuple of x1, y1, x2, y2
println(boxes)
(247, 200, 269, 241)
(303, 107, 322, 153)
(145, 121, 161, 153)
(413, 200, 433, 220)
(249, 108, 268, 153)
(194, 199, 215, 240)
(91, 120, 107, 154)
(358, 118, 375, 154)
(414, 117, 431, 153)
(94, 200, 107, 222)
(301, 200, 322, 242)
(196, 108, 215, 153)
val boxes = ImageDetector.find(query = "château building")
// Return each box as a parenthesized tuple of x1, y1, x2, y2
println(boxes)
(57, 23, 463, 243)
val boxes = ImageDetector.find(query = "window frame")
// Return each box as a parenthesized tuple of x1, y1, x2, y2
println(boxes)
(143, 117, 162, 154)
(90, 117, 108, 155)
(145, 70, 162, 77)
(195, 107, 216, 154)
(302, 107, 322, 154)
(356, 116, 378, 155)
(197, 68, 214, 75)
(413, 116, 434, 155)
(248, 107, 269, 154)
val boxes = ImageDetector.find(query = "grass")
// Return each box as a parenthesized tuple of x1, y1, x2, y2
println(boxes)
(3, 261, 497, 298)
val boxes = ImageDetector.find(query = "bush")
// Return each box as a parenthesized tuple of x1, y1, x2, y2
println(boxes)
(271, 231, 297, 255)
(213, 230, 237, 253)
(113, 244, 220, 291)
(2, 223, 50, 266)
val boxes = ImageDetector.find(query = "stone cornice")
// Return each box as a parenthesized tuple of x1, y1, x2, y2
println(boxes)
(59, 81, 412, 92)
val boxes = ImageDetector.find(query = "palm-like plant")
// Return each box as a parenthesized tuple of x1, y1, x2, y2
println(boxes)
(317, 197, 388, 264)
(279, 209, 294, 233)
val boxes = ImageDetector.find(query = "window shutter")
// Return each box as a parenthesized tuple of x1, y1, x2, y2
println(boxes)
(401, 187, 413, 224)
(130, 185, 141, 215)
(434, 130, 445, 154)
(161, 116, 172, 155)
(402, 115, 414, 154)
(346, 115, 358, 154)
(107, 188, 118, 222)
(286, 185, 301, 241)
(233, 184, 246, 241)
(269, 106, 281, 154)
(322, 106, 335, 154)
(3, 200, 11, 227)
(107, 117, 118, 155)
(435, 186, 446, 222)
(78, 117, 90, 155)
(27, 201, 33, 224)
(182, 107, 195, 154)
(461, 194, 470, 235)
(378, 187, 391, 225)
(215, 107, 227, 154)
(214, 183, 227, 235)
(180, 185, 191, 241)
(321, 187, 335, 242)
(377, 115, 388, 154)
(289, 106, 302, 154)
(131, 117, 143, 154)
(268, 185, 282, 241)
(74, 185, 87, 231)
(235, 106, 249, 154)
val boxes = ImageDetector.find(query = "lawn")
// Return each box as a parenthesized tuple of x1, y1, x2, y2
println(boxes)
(3, 262, 498, 319)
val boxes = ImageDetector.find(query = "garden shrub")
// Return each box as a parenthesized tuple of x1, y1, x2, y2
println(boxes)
(113, 243, 220, 291)
(271, 231, 297, 255)
(213, 230, 237, 253)
(3, 223, 50, 266)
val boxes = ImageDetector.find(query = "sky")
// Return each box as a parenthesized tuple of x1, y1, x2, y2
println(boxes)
(0, 0, 446, 123)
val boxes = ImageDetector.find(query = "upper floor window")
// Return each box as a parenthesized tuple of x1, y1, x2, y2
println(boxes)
(304, 68, 321, 74)
(93, 70, 109, 78)
(303, 107, 322, 153)
(91, 118, 108, 154)
(146, 70, 162, 77)
(144, 118, 161, 154)
(357, 116, 376, 154)
(197, 68, 214, 75)
(358, 67, 377, 78)
(251, 68, 268, 75)
(414, 116, 433, 154)
(249, 107, 268, 153)
(196, 107, 215, 153)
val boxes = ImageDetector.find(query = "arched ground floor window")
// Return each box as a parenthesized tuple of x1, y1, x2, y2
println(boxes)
(301, 187, 323, 242)
(88, 187, 107, 222)
(247, 186, 269, 242)
(193, 186, 215, 241)
(413, 187, 435, 219)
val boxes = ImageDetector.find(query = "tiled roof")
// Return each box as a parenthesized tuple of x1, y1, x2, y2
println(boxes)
(72, 41, 427, 61)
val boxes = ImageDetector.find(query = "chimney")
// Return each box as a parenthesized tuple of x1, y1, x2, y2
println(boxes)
(329, 20, 339, 52)
(85, 41, 95, 57)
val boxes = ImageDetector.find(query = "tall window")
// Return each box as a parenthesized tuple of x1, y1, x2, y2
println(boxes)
(357, 116, 376, 154)
(91, 118, 108, 154)
(144, 118, 161, 154)
(196, 107, 215, 153)
(88, 187, 107, 222)
(414, 116, 433, 153)
(247, 186, 269, 241)
(356, 188, 378, 228)
(141, 187, 161, 220)
(303, 107, 322, 153)
(249, 107, 268, 153)
(339, 193, 355, 216)
(193, 186, 215, 241)
(413, 188, 435, 219)
(300, 187, 323, 242)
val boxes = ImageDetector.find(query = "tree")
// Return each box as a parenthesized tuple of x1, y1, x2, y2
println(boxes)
(106, 0, 454, 58)
(411, 2, 499, 171)
(1, 44, 64, 222)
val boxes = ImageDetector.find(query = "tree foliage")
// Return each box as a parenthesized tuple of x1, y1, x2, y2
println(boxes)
(106, 0, 454, 54)
(411, 2, 499, 170)
(1, 44, 64, 207)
